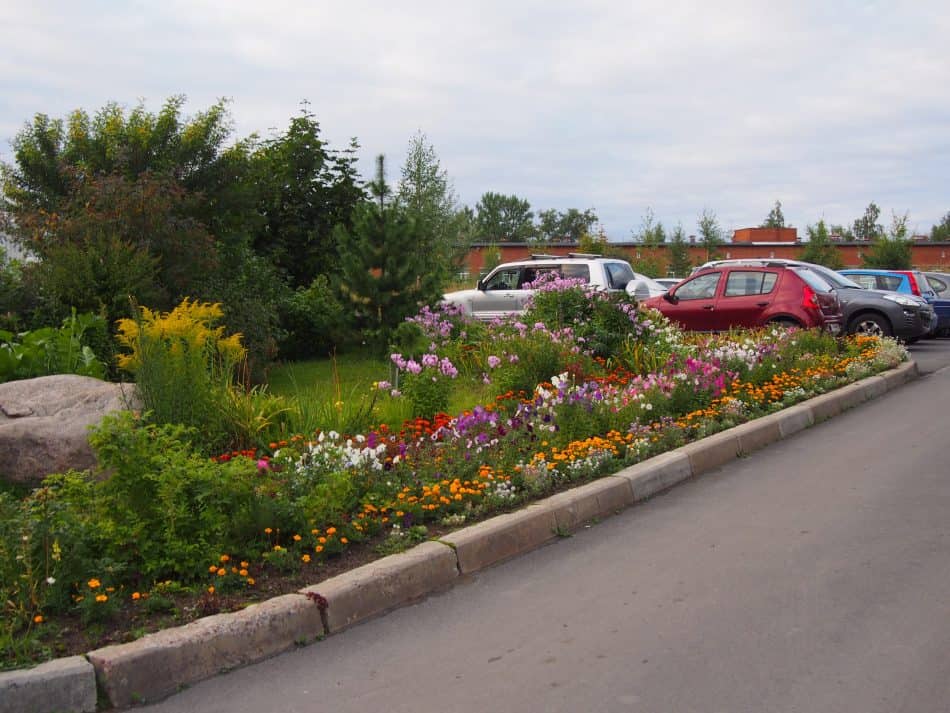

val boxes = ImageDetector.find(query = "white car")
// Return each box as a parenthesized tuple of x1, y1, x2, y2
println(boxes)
(443, 254, 667, 320)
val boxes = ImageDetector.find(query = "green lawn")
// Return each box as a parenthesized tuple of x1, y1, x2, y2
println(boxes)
(266, 350, 493, 434)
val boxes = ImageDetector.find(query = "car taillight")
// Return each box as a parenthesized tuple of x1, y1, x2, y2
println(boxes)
(906, 273, 920, 295)
(802, 284, 819, 309)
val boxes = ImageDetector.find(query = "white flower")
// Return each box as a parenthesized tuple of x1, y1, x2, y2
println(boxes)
(46, 576, 56, 585)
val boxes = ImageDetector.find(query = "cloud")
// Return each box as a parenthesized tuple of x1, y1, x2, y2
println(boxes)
(1, 0, 948, 236)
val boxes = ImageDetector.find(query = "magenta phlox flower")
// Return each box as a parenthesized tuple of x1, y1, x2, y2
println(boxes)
(439, 357, 458, 378)
(487, 355, 501, 369)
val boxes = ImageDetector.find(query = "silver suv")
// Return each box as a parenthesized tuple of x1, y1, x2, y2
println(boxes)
(443, 253, 667, 321)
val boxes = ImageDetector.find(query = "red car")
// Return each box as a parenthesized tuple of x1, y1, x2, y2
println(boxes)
(643, 263, 844, 333)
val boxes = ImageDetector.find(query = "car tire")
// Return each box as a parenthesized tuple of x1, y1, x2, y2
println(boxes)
(847, 313, 892, 338)
(768, 318, 801, 329)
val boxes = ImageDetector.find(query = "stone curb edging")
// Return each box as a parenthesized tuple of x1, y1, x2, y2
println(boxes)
(0, 360, 918, 711)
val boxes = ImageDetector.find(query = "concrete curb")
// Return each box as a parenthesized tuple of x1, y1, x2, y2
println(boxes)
(0, 655, 96, 713)
(87, 593, 324, 708)
(300, 540, 458, 634)
(3, 359, 919, 711)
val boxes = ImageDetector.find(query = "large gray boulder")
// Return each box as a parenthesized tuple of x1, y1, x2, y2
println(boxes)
(0, 375, 138, 488)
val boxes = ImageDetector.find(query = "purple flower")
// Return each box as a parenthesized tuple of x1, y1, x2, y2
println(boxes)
(487, 355, 501, 369)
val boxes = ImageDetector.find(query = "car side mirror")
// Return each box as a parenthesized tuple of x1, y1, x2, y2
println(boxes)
(663, 291, 678, 304)
(476, 279, 485, 291)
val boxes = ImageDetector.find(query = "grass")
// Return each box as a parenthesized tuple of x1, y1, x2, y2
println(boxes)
(266, 349, 495, 435)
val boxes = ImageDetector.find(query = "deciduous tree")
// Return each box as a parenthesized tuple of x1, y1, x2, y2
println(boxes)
(760, 200, 785, 228)
(473, 192, 535, 242)
(697, 208, 724, 261)
(801, 220, 843, 269)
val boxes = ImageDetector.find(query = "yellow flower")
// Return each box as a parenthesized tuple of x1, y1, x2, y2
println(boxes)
(301, 554, 311, 563)
(95, 594, 108, 603)
(264, 527, 273, 534)
(207, 586, 215, 594)
(293, 534, 302, 542)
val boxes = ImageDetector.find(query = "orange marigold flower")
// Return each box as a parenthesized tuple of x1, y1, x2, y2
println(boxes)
(217, 568, 226, 576)
(208, 586, 215, 594)
(239, 569, 248, 577)
(318, 537, 327, 544)
(316, 545, 324, 553)
(340, 537, 348, 544)
(326, 527, 337, 535)
(131, 592, 141, 600)
(95, 594, 108, 603)
(220, 554, 230, 563)
(209, 564, 218, 573)
(293, 534, 302, 542)
(87, 578, 101, 589)
(301, 554, 311, 563)
(33, 614, 44, 624)
(240, 561, 249, 568)
(264, 527, 273, 534)
(246, 577, 255, 586)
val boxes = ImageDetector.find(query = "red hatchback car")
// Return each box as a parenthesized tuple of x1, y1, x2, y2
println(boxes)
(643, 263, 844, 333)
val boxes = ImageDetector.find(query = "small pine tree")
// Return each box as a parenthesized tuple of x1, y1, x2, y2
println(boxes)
(336, 156, 442, 352)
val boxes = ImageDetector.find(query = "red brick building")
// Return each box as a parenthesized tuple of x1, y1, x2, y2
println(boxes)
(462, 226, 950, 278)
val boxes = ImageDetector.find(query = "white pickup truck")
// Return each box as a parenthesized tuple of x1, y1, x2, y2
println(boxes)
(442, 254, 668, 321)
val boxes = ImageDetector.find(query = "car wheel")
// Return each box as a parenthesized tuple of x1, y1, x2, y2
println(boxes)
(847, 313, 892, 338)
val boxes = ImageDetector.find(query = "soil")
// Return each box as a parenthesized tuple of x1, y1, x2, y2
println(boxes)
(18, 523, 456, 668)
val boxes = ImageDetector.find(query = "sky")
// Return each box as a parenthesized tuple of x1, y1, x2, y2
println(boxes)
(2, 0, 949, 241)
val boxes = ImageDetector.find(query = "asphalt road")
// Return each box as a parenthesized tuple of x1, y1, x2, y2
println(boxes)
(142, 339, 950, 713)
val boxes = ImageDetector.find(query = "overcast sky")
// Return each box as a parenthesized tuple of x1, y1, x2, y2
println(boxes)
(2, 0, 948, 240)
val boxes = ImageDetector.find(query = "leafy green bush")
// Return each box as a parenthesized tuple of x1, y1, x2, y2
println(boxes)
(279, 275, 351, 360)
(0, 311, 108, 383)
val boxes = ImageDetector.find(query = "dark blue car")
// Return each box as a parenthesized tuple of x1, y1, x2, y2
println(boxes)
(839, 269, 941, 336)
(924, 272, 950, 337)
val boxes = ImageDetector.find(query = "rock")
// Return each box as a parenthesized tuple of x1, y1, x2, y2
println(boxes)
(0, 375, 139, 488)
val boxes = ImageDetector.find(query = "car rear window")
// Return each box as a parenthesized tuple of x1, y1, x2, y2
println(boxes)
(561, 264, 591, 281)
(723, 270, 777, 297)
(791, 267, 835, 293)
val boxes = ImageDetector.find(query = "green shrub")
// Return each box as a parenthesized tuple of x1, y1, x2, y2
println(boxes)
(0, 311, 108, 383)
(279, 275, 351, 360)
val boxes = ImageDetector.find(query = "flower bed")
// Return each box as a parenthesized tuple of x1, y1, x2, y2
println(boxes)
(0, 289, 908, 669)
